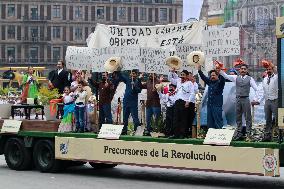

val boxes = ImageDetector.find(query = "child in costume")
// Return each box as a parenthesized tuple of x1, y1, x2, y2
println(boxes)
(158, 84, 177, 137)
(58, 86, 75, 132)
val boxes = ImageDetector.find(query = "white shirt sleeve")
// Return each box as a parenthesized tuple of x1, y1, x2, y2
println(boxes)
(219, 70, 237, 82)
(250, 78, 259, 101)
(158, 91, 167, 104)
(168, 72, 179, 86)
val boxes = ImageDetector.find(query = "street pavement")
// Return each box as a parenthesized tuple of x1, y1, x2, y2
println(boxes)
(0, 155, 284, 189)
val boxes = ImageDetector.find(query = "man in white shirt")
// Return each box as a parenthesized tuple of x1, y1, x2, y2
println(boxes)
(219, 64, 259, 141)
(168, 69, 195, 139)
(262, 64, 278, 142)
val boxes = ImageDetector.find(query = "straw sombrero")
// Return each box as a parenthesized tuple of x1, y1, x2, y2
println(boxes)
(155, 83, 164, 92)
(165, 56, 182, 70)
(104, 57, 121, 73)
(187, 51, 205, 66)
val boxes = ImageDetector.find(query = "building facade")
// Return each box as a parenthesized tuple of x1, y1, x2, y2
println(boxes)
(200, 0, 284, 78)
(0, 0, 183, 68)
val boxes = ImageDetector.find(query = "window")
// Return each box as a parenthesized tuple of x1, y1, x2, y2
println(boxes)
(75, 6, 83, 19)
(155, 0, 163, 3)
(30, 27, 38, 41)
(118, 7, 126, 20)
(53, 47, 61, 61)
(30, 47, 38, 63)
(144, 0, 152, 3)
(140, 7, 146, 20)
(7, 47, 15, 63)
(97, 6, 105, 19)
(7, 4, 15, 17)
(53, 26, 61, 39)
(53, 5, 61, 18)
(160, 8, 167, 21)
(75, 27, 82, 40)
(7, 26, 15, 39)
(30, 5, 38, 20)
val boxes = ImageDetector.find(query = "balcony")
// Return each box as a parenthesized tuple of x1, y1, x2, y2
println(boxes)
(22, 16, 47, 22)
(21, 36, 48, 43)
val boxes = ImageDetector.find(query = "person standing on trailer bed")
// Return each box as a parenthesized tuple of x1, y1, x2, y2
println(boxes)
(261, 61, 278, 142)
(74, 81, 87, 133)
(168, 69, 195, 139)
(220, 63, 259, 141)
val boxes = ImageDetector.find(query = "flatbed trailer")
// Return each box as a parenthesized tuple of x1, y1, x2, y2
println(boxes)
(0, 120, 283, 177)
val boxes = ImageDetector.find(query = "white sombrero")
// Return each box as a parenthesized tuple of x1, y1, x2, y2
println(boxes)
(187, 51, 205, 66)
(165, 56, 182, 70)
(104, 57, 121, 73)
(155, 83, 164, 92)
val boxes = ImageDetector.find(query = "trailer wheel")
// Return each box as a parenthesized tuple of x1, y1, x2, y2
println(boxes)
(89, 162, 117, 169)
(33, 140, 61, 173)
(4, 137, 32, 170)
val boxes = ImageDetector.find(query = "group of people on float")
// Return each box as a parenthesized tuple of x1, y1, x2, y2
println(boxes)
(21, 57, 278, 142)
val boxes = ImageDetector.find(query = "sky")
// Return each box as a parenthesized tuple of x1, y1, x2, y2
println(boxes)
(183, 0, 204, 22)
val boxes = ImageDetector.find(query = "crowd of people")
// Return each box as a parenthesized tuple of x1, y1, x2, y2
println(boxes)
(19, 58, 278, 142)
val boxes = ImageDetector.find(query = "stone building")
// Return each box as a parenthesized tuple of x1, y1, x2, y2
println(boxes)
(0, 0, 183, 68)
(200, 0, 282, 78)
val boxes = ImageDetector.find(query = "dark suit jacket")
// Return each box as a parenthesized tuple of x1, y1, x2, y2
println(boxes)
(48, 69, 71, 93)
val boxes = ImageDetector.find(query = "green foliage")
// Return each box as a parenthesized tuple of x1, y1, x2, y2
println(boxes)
(37, 86, 60, 105)
(127, 122, 135, 135)
(0, 86, 18, 96)
(198, 128, 207, 139)
(151, 115, 165, 133)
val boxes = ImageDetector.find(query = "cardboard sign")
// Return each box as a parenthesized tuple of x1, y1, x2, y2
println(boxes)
(202, 27, 240, 57)
(1, 120, 22, 133)
(276, 17, 284, 38)
(97, 124, 124, 139)
(203, 128, 235, 146)
(278, 108, 284, 129)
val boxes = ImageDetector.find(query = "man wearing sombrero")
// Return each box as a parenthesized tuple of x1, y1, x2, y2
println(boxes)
(220, 63, 259, 141)
(168, 68, 195, 139)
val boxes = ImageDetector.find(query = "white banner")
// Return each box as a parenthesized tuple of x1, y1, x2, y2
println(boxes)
(202, 27, 240, 57)
(87, 21, 205, 49)
(66, 46, 140, 72)
(139, 48, 171, 74)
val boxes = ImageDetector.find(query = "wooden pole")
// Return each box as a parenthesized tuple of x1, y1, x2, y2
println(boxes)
(131, 70, 134, 90)
(152, 73, 155, 91)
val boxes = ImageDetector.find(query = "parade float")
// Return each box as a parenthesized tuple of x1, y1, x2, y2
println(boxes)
(0, 20, 283, 177)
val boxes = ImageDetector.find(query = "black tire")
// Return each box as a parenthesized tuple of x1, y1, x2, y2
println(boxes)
(4, 137, 32, 170)
(33, 140, 61, 173)
(89, 162, 117, 169)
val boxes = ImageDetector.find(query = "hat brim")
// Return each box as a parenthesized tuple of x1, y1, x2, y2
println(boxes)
(166, 56, 182, 70)
(187, 51, 205, 66)
(104, 57, 121, 73)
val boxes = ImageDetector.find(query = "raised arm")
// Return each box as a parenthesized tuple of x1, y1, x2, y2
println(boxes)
(168, 71, 179, 86)
(198, 70, 210, 85)
(219, 70, 237, 82)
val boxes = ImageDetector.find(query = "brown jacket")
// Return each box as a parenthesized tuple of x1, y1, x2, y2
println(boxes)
(141, 79, 161, 108)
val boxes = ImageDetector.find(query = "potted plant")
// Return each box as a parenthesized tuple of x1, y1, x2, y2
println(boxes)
(150, 115, 165, 138)
(37, 86, 60, 120)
